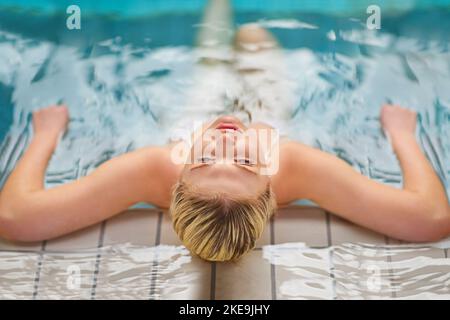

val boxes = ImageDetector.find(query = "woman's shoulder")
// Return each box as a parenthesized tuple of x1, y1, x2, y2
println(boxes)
(135, 146, 183, 180)
(135, 146, 182, 208)
(275, 141, 317, 177)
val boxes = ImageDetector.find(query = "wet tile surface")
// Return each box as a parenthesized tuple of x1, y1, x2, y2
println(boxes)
(159, 209, 182, 246)
(215, 250, 272, 300)
(274, 207, 328, 247)
(0, 238, 43, 252)
(36, 251, 98, 299)
(328, 214, 386, 245)
(0, 251, 40, 299)
(46, 224, 101, 251)
(0, 206, 449, 299)
(102, 209, 160, 246)
(386, 247, 448, 299)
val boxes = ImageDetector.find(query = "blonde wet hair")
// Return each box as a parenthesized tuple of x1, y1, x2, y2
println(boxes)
(169, 181, 276, 261)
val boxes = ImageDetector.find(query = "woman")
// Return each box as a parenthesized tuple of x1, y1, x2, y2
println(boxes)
(0, 1, 449, 261)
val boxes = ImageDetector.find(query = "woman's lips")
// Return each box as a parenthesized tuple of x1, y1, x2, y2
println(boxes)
(209, 115, 245, 132)
(216, 123, 239, 131)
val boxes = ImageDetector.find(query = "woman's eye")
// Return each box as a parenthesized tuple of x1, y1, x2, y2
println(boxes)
(198, 157, 215, 164)
(234, 158, 256, 166)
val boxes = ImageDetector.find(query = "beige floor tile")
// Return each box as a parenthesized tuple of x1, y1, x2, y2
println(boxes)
(0, 238, 43, 252)
(273, 246, 334, 300)
(215, 250, 272, 300)
(274, 206, 328, 247)
(160, 210, 183, 246)
(45, 224, 101, 251)
(157, 255, 212, 299)
(329, 214, 385, 245)
(103, 209, 160, 246)
(385, 238, 406, 245)
(255, 219, 271, 248)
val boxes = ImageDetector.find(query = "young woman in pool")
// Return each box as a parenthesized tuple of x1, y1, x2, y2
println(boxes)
(0, 1, 449, 261)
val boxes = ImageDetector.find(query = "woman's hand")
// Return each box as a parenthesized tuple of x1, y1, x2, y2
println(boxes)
(380, 104, 417, 139)
(32, 105, 69, 142)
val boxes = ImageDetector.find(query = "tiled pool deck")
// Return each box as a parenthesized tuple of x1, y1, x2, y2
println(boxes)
(0, 206, 449, 299)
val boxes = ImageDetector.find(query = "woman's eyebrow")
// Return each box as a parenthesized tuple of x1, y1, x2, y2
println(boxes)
(235, 164, 259, 175)
(190, 164, 209, 171)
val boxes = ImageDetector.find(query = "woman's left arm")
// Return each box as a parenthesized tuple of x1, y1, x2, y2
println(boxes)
(273, 105, 450, 242)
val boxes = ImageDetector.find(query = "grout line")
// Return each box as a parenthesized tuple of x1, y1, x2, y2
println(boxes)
(269, 215, 277, 300)
(155, 211, 162, 246)
(384, 236, 397, 299)
(149, 211, 163, 299)
(325, 211, 337, 300)
(325, 212, 333, 247)
(90, 220, 106, 300)
(32, 240, 47, 300)
(210, 262, 216, 300)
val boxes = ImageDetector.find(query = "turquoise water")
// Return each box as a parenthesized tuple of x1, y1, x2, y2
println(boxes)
(0, 0, 449, 198)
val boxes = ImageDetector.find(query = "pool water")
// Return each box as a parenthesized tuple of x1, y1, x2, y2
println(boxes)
(0, 0, 449, 196)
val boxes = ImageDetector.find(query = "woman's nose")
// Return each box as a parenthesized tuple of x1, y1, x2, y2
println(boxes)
(216, 132, 236, 160)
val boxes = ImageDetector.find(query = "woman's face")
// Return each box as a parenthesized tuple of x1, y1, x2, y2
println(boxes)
(181, 116, 274, 197)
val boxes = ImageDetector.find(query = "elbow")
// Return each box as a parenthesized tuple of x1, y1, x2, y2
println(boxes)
(428, 205, 450, 242)
(405, 202, 450, 243)
(0, 200, 46, 243)
(425, 201, 450, 242)
(0, 199, 15, 240)
(0, 217, 46, 243)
